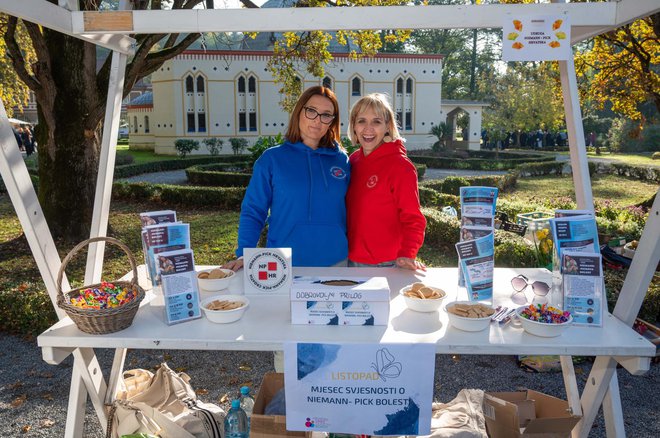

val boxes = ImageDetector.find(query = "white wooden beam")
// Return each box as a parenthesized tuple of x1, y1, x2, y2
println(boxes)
(71, 3, 620, 34)
(0, 97, 68, 319)
(0, 0, 135, 54)
(85, 51, 128, 284)
(616, 0, 660, 29)
(613, 188, 660, 325)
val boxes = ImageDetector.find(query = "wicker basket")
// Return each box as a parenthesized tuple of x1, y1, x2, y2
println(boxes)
(56, 237, 145, 335)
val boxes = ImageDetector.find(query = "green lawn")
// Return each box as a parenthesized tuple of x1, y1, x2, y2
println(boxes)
(116, 144, 181, 165)
(586, 151, 659, 167)
(505, 174, 658, 207)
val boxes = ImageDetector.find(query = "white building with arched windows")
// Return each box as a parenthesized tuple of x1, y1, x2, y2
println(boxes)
(126, 0, 485, 153)
(127, 50, 449, 154)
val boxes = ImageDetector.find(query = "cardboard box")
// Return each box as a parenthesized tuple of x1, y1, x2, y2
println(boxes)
(290, 276, 390, 325)
(251, 373, 307, 438)
(483, 390, 581, 438)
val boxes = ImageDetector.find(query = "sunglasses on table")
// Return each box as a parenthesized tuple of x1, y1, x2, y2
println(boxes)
(511, 274, 550, 296)
(303, 106, 336, 124)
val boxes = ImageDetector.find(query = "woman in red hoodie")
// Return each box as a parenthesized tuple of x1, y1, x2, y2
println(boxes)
(346, 93, 426, 270)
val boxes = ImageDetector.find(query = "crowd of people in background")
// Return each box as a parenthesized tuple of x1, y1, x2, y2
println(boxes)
(481, 128, 569, 150)
(11, 124, 36, 156)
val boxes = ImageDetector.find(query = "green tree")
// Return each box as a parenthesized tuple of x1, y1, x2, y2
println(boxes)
(0, 14, 35, 117)
(575, 14, 659, 123)
(482, 63, 564, 146)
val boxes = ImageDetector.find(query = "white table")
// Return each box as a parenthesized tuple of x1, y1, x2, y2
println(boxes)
(37, 267, 655, 437)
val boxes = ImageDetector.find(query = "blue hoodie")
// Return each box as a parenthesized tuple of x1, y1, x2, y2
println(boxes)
(237, 141, 350, 266)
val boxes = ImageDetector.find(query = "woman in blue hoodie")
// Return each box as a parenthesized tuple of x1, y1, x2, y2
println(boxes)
(224, 86, 350, 270)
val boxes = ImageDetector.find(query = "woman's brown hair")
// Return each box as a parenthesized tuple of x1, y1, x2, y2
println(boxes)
(285, 86, 340, 149)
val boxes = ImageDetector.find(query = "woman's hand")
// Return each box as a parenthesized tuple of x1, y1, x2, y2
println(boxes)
(396, 257, 426, 271)
(222, 258, 244, 272)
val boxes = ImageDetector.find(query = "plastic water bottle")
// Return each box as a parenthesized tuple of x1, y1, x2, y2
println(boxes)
(224, 399, 248, 438)
(239, 386, 255, 430)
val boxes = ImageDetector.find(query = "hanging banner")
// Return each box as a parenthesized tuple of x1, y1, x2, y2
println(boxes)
(284, 342, 435, 435)
(502, 15, 571, 61)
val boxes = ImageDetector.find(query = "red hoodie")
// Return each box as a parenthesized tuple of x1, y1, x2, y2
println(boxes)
(346, 139, 426, 264)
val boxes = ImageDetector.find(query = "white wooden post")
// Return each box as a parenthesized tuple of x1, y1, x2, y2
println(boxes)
(0, 98, 68, 317)
(85, 51, 128, 284)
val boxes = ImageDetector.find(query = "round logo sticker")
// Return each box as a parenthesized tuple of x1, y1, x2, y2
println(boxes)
(246, 250, 289, 292)
(330, 166, 347, 179)
(367, 175, 378, 188)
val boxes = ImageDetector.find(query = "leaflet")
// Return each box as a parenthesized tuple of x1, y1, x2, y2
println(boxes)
(460, 186, 499, 217)
(156, 248, 202, 325)
(561, 251, 603, 326)
(459, 187, 497, 288)
(140, 210, 178, 280)
(455, 232, 494, 302)
(143, 223, 191, 286)
(549, 215, 599, 261)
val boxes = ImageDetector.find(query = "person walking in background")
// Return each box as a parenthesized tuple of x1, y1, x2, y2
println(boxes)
(12, 126, 23, 151)
(346, 93, 426, 271)
(223, 86, 350, 270)
(23, 126, 35, 156)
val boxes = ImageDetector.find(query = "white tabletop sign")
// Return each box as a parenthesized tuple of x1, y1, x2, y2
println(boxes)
(284, 342, 435, 435)
(243, 248, 292, 295)
(502, 15, 571, 62)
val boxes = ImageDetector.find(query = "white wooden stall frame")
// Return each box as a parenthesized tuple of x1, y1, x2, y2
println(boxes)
(0, 1, 658, 437)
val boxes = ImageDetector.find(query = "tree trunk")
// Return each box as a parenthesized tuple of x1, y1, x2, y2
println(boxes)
(37, 31, 101, 242)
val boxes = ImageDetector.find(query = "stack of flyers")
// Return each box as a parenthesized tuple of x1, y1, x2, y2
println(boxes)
(458, 187, 498, 290)
(455, 233, 495, 303)
(143, 222, 191, 287)
(548, 212, 599, 309)
(156, 249, 202, 325)
(561, 251, 603, 326)
(140, 210, 178, 279)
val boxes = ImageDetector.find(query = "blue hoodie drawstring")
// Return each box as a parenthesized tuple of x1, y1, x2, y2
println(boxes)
(306, 152, 313, 221)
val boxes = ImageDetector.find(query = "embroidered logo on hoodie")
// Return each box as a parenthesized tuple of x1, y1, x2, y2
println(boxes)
(367, 175, 378, 188)
(330, 166, 347, 179)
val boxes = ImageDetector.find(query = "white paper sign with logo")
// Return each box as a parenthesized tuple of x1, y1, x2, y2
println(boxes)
(284, 342, 435, 435)
(243, 248, 292, 295)
(502, 15, 571, 62)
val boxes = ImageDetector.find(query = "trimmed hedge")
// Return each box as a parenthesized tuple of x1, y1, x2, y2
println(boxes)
(114, 155, 249, 179)
(419, 172, 518, 195)
(414, 163, 427, 180)
(418, 187, 460, 209)
(494, 230, 537, 268)
(186, 162, 252, 187)
(421, 207, 461, 252)
(112, 182, 246, 210)
(409, 154, 554, 170)
(604, 163, 660, 183)
(516, 161, 565, 176)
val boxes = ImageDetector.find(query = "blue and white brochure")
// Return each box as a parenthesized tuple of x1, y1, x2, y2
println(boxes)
(459, 187, 498, 288)
(459, 186, 498, 217)
(143, 223, 191, 287)
(549, 215, 600, 262)
(156, 248, 201, 325)
(140, 210, 178, 279)
(561, 251, 603, 326)
(455, 232, 495, 303)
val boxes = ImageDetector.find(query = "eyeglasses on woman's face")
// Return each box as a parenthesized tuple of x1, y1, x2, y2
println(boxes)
(303, 106, 335, 124)
(511, 274, 550, 296)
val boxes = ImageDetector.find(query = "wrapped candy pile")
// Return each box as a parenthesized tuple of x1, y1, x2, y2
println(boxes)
(519, 303, 570, 324)
(70, 281, 136, 309)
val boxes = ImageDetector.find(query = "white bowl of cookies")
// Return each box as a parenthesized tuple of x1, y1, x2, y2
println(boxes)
(197, 267, 235, 292)
(400, 282, 447, 313)
(200, 294, 249, 324)
(445, 301, 496, 332)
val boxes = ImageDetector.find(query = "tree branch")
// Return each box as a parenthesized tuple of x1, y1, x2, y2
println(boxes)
(3, 17, 40, 91)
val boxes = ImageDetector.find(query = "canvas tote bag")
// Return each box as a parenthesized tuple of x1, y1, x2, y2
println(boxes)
(108, 363, 225, 438)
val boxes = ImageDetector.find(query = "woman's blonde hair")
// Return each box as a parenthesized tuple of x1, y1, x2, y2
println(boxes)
(285, 86, 340, 149)
(347, 93, 401, 146)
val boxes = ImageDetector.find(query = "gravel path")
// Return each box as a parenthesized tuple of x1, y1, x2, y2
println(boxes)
(1, 334, 657, 437)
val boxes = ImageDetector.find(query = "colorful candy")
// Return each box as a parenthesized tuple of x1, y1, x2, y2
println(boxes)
(519, 303, 570, 324)
(70, 281, 136, 309)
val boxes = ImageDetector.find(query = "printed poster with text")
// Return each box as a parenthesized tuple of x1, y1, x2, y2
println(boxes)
(284, 342, 435, 435)
(502, 15, 571, 62)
